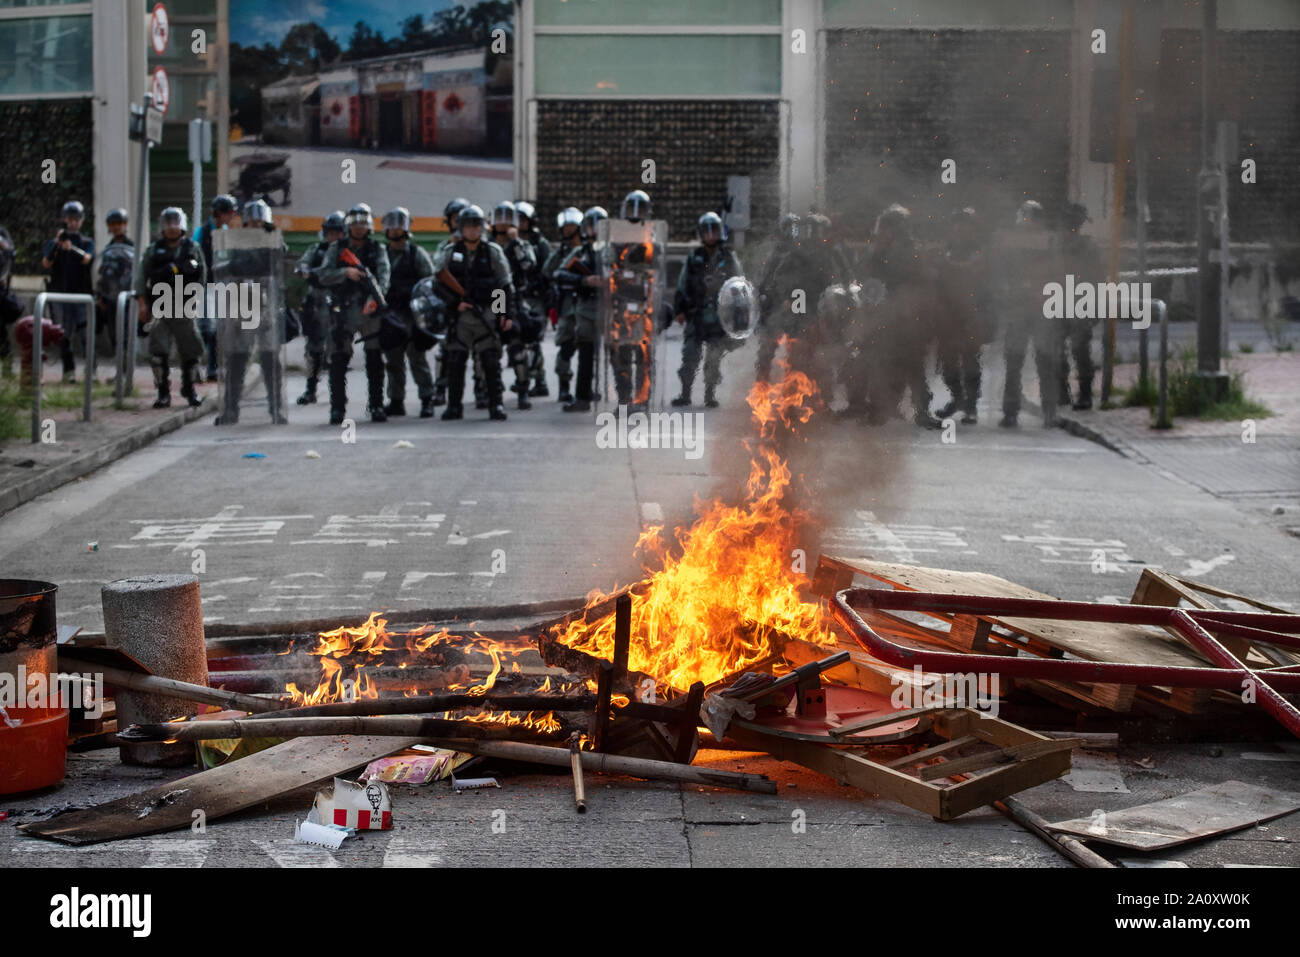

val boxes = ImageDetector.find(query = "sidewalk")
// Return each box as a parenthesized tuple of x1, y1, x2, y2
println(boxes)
(0, 364, 213, 515)
(1052, 351, 1300, 498)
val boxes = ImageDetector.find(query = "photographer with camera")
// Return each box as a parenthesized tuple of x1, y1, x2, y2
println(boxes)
(40, 200, 96, 384)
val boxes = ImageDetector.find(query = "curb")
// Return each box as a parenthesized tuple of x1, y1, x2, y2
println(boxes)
(1019, 398, 1152, 464)
(0, 402, 213, 516)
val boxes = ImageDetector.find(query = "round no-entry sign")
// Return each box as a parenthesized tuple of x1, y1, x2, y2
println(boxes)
(150, 66, 170, 114)
(150, 3, 169, 55)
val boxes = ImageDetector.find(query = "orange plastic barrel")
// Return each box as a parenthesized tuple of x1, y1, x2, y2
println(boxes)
(0, 580, 67, 795)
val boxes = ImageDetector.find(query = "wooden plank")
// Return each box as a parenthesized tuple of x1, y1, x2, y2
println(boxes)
(829, 707, 940, 738)
(19, 735, 422, 846)
(917, 737, 1082, 781)
(1047, 780, 1300, 851)
(886, 735, 980, 768)
(949, 616, 993, 651)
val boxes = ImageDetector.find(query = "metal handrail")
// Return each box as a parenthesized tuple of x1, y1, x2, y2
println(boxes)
(30, 292, 97, 443)
(1154, 298, 1170, 429)
(113, 291, 137, 408)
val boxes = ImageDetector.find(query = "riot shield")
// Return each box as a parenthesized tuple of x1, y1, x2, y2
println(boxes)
(212, 228, 287, 424)
(597, 218, 666, 409)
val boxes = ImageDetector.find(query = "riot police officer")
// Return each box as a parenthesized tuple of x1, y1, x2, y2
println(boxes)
(516, 201, 553, 396)
(211, 200, 288, 425)
(933, 207, 993, 425)
(491, 200, 540, 410)
(606, 190, 660, 409)
(1056, 201, 1103, 411)
(96, 208, 135, 358)
(317, 203, 391, 424)
(432, 204, 515, 421)
(382, 206, 437, 417)
(193, 194, 239, 381)
(294, 210, 344, 406)
(1000, 199, 1060, 428)
(134, 207, 205, 409)
(553, 206, 605, 412)
(754, 213, 803, 384)
(543, 207, 586, 403)
(672, 212, 743, 408)
(430, 197, 470, 407)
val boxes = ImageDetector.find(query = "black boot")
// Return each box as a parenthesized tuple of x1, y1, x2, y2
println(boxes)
(385, 400, 406, 417)
(557, 375, 572, 404)
(152, 359, 171, 409)
(365, 351, 387, 422)
(215, 353, 247, 425)
(441, 354, 466, 420)
(328, 355, 348, 425)
(704, 386, 719, 409)
(484, 350, 508, 421)
(260, 353, 287, 424)
(419, 396, 435, 418)
(297, 352, 322, 404)
(516, 383, 532, 411)
(180, 359, 203, 408)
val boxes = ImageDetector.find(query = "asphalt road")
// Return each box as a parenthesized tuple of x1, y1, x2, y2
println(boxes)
(2, 331, 1298, 868)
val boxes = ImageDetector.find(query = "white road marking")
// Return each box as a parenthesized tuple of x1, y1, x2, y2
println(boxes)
(125, 505, 313, 551)
(252, 838, 343, 868)
(1001, 533, 1137, 569)
(823, 512, 975, 564)
(14, 837, 215, 867)
(381, 835, 443, 867)
(1180, 554, 1235, 577)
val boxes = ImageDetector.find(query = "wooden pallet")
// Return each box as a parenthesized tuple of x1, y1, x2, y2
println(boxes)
(729, 707, 1075, 820)
(812, 555, 1217, 716)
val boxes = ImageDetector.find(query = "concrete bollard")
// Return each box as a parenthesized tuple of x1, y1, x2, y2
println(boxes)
(102, 575, 208, 767)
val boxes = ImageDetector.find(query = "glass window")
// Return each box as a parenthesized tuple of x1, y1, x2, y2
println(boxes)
(536, 34, 780, 96)
(535, 0, 780, 28)
(0, 2, 87, 7)
(0, 14, 92, 96)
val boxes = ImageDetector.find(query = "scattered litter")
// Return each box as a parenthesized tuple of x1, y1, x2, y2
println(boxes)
(452, 775, 500, 792)
(393, 440, 414, 449)
(1, 707, 21, 729)
(0, 811, 8, 822)
(312, 777, 392, 831)
(1133, 756, 1156, 769)
(305, 450, 321, 459)
(361, 749, 469, 786)
(242, 452, 266, 459)
(1048, 780, 1300, 851)
(294, 805, 354, 850)
(87, 542, 98, 552)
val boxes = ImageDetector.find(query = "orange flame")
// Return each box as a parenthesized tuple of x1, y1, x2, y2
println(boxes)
(553, 371, 834, 690)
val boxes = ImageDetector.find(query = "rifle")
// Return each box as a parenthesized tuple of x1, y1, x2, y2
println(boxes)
(338, 246, 387, 309)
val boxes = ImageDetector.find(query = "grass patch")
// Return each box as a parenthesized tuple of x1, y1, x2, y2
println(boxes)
(1122, 347, 1273, 422)
(0, 379, 120, 441)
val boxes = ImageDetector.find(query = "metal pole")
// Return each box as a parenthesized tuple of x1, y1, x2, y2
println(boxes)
(82, 294, 96, 421)
(1156, 298, 1170, 428)
(1217, 123, 1233, 360)
(1195, 0, 1223, 383)
(32, 292, 44, 443)
(129, 93, 152, 399)
(114, 291, 131, 408)
(1135, 110, 1149, 396)
(1102, 4, 1135, 406)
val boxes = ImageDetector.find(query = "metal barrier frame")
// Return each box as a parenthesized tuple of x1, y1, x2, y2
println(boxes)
(30, 291, 97, 443)
(113, 291, 138, 408)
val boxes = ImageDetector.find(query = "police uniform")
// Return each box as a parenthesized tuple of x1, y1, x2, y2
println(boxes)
(435, 237, 515, 420)
(522, 225, 553, 395)
(544, 238, 600, 404)
(212, 232, 289, 424)
(294, 237, 334, 404)
(384, 238, 436, 414)
(673, 241, 744, 406)
(135, 234, 206, 406)
(498, 234, 539, 408)
(317, 233, 391, 421)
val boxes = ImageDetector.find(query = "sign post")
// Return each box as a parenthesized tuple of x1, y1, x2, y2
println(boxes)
(189, 117, 213, 234)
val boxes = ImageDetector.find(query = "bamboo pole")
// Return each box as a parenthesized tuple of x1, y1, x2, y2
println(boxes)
(240, 693, 596, 720)
(426, 738, 779, 794)
(62, 659, 287, 714)
(119, 715, 565, 742)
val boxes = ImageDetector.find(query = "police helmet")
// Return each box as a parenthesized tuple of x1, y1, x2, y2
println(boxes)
(557, 206, 583, 231)
(620, 190, 651, 222)
(1016, 200, 1044, 226)
(457, 204, 486, 229)
(62, 200, 85, 220)
(106, 208, 129, 225)
(874, 204, 911, 236)
(159, 207, 188, 234)
(491, 200, 518, 228)
(515, 201, 536, 225)
(779, 213, 801, 243)
(1060, 201, 1089, 231)
(805, 213, 832, 242)
(211, 194, 238, 216)
(443, 197, 470, 223)
(697, 211, 724, 243)
(581, 206, 608, 240)
(321, 210, 346, 233)
(345, 204, 373, 231)
(243, 200, 273, 228)
(382, 207, 412, 234)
